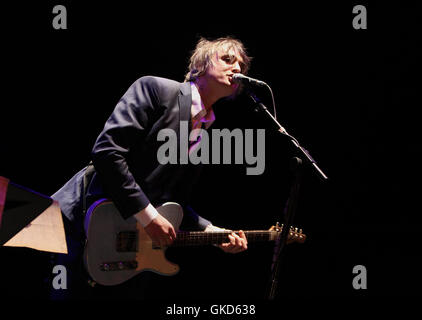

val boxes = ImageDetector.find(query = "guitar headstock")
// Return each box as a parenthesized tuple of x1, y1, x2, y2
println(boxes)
(269, 223, 306, 244)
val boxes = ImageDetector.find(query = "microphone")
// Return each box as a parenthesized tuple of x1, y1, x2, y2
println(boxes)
(232, 73, 267, 87)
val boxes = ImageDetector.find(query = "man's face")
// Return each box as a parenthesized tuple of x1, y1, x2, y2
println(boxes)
(204, 46, 245, 97)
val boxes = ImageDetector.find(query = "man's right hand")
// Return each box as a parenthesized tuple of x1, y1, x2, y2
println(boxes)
(144, 214, 176, 248)
(134, 204, 176, 247)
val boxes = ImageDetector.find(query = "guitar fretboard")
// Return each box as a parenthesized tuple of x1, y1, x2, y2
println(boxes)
(172, 230, 278, 246)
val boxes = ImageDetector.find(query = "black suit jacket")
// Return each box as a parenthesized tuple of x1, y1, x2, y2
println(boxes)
(52, 76, 211, 230)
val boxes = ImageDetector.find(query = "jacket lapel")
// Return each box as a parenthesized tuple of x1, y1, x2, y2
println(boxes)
(178, 82, 192, 130)
(178, 82, 192, 164)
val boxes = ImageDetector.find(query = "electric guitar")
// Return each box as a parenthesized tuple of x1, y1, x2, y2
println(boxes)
(83, 199, 306, 286)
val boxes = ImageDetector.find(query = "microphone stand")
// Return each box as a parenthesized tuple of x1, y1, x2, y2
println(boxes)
(247, 91, 328, 300)
(248, 92, 328, 182)
(268, 156, 303, 300)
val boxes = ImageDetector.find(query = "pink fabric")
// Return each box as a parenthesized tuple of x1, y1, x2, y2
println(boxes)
(189, 82, 215, 154)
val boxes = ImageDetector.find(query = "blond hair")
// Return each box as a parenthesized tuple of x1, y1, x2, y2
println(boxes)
(184, 37, 251, 82)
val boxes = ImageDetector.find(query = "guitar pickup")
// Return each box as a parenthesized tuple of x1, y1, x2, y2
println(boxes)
(116, 231, 138, 252)
(100, 261, 138, 272)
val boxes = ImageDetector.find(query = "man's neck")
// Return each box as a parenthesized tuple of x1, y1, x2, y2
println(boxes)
(194, 79, 220, 111)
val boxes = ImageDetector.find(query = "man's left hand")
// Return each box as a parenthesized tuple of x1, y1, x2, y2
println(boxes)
(205, 225, 248, 253)
(220, 230, 248, 253)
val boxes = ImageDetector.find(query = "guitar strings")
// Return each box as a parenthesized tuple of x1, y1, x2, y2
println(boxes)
(117, 231, 278, 244)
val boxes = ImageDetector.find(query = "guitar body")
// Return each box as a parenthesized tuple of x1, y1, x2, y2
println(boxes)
(83, 199, 306, 286)
(83, 199, 184, 286)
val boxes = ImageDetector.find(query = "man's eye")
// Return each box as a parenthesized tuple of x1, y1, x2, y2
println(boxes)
(222, 55, 234, 63)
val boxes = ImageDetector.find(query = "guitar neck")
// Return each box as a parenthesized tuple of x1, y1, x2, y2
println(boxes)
(172, 230, 278, 247)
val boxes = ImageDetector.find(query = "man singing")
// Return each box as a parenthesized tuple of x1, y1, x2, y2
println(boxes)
(51, 36, 252, 299)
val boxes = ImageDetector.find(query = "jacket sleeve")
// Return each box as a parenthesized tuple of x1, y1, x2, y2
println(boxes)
(91, 76, 161, 219)
(180, 205, 212, 231)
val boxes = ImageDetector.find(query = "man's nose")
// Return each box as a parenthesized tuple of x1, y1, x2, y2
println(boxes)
(232, 61, 242, 73)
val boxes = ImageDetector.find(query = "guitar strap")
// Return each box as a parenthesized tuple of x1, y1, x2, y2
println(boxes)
(82, 161, 95, 217)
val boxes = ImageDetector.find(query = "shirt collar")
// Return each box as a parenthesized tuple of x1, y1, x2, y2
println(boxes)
(190, 82, 215, 128)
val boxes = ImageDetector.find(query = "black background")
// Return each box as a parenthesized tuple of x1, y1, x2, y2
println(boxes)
(0, 0, 421, 308)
